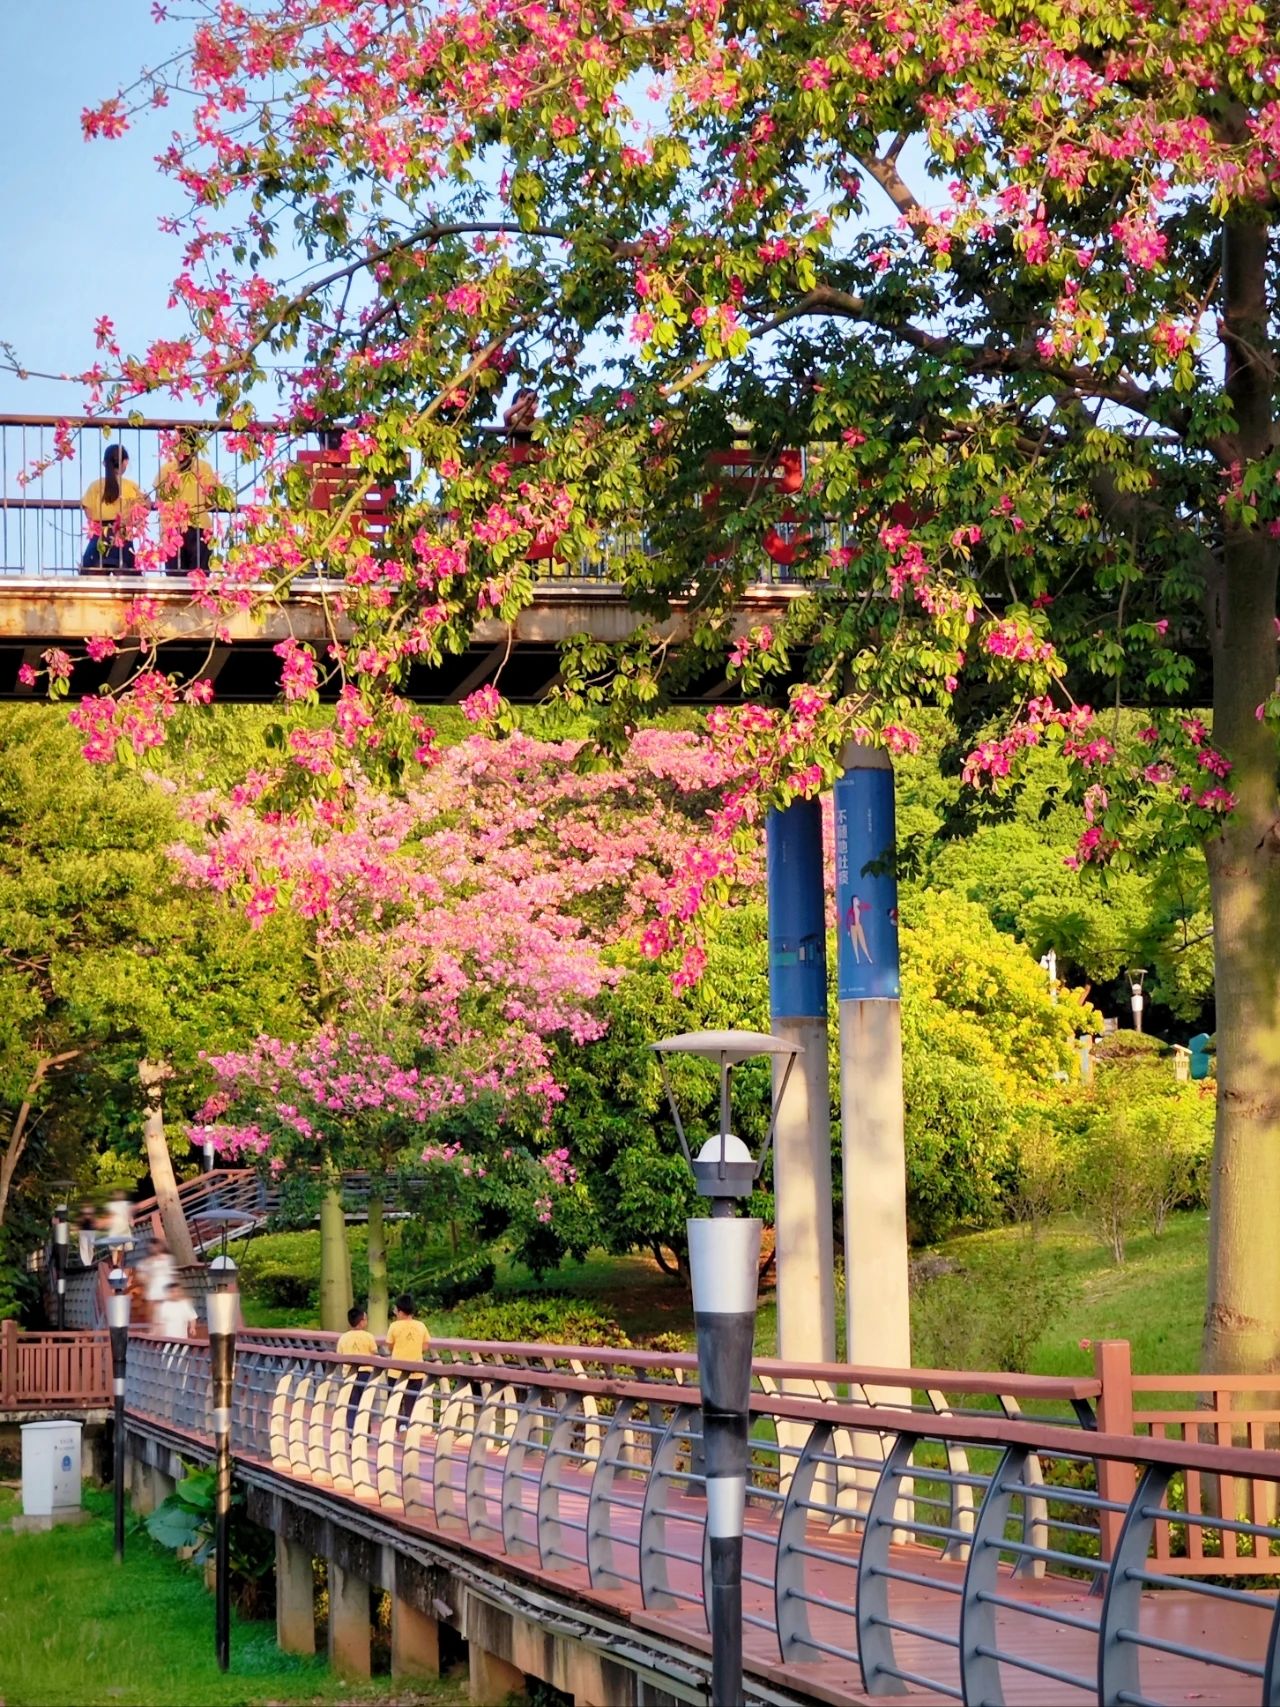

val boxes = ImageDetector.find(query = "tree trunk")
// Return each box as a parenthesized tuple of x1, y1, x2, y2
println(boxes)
(318, 1180, 352, 1332)
(1201, 213, 1280, 1377)
(139, 1059, 198, 1268)
(366, 1189, 388, 1336)
(0, 1051, 78, 1229)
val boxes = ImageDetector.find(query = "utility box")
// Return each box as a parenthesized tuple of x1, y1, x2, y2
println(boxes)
(20, 1419, 83, 1516)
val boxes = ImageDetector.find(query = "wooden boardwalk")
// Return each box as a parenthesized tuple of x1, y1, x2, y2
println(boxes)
(120, 1333, 1280, 1706)
(260, 1422, 1276, 1706)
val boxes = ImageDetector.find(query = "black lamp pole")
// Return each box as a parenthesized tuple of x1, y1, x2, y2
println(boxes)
(654, 1032, 799, 1707)
(207, 1253, 239, 1673)
(53, 1205, 68, 1331)
(107, 1262, 130, 1562)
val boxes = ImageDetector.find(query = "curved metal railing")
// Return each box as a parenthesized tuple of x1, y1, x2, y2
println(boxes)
(125, 1332, 1280, 1705)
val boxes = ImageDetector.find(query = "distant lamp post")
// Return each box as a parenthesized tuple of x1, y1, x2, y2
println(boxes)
(203, 1136, 216, 1174)
(206, 1253, 239, 1673)
(1039, 948, 1059, 1004)
(52, 1203, 68, 1331)
(653, 1029, 801, 1707)
(1128, 966, 1148, 1033)
(1078, 1034, 1095, 1086)
(107, 1264, 130, 1561)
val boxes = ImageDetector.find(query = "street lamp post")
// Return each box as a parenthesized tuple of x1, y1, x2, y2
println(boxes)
(52, 1204, 68, 1331)
(654, 1030, 801, 1707)
(1039, 948, 1059, 1003)
(206, 1253, 239, 1673)
(1128, 966, 1148, 1033)
(107, 1261, 130, 1561)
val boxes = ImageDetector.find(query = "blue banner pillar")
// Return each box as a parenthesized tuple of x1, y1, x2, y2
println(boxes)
(834, 745, 911, 1378)
(766, 799, 836, 1362)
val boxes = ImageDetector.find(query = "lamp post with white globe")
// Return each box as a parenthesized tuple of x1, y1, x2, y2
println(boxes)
(653, 1030, 801, 1707)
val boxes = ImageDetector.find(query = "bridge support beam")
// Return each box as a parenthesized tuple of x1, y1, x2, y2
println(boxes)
(468, 1643, 525, 1705)
(327, 1560, 371, 1679)
(275, 1535, 315, 1655)
(128, 1457, 172, 1517)
(391, 1593, 440, 1681)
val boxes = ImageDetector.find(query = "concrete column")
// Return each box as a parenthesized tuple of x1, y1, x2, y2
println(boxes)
(130, 1457, 158, 1516)
(327, 1560, 371, 1679)
(275, 1534, 315, 1655)
(150, 1465, 175, 1510)
(468, 1643, 525, 1704)
(766, 799, 837, 1364)
(390, 1596, 440, 1681)
(834, 745, 911, 1380)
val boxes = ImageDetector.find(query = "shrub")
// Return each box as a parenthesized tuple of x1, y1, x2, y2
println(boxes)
(904, 1056, 1016, 1243)
(1009, 1114, 1071, 1232)
(1066, 1083, 1213, 1262)
(145, 1464, 275, 1616)
(454, 1295, 632, 1348)
(911, 1236, 1080, 1373)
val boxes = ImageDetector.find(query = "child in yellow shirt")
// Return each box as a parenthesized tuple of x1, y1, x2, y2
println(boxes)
(336, 1304, 380, 1439)
(386, 1293, 430, 1428)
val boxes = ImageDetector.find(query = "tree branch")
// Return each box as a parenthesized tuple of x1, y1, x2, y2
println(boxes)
(0, 1050, 81, 1230)
(756, 287, 1235, 460)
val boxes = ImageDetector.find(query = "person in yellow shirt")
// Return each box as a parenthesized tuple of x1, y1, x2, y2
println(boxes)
(336, 1304, 380, 1439)
(385, 1292, 430, 1428)
(81, 444, 147, 572)
(155, 428, 225, 575)
(336, 1304, 379, 1362)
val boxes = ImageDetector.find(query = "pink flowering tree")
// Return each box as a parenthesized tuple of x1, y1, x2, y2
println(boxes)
(179, 727, 752, 1320)
(24, 0, 1280, 1374)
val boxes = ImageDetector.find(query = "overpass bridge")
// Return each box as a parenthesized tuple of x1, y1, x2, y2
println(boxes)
(0, 415, 808, 703)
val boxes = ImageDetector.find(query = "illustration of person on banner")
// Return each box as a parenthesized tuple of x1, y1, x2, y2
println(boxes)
(844, 894, 873, 963)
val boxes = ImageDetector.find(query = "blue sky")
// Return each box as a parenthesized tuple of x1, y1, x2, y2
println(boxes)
(0, 6, 195, 416)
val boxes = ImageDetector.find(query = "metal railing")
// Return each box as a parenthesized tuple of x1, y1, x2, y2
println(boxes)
(44, 1169, 437, 1330)
(124, 1333, 1280, 1705)
(0, 415, 824, 586)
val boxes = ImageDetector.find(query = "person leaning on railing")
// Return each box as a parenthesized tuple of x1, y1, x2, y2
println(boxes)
(81, 444, 147, 573)
(336, 1303, 379, 1439)
(155, 428, 232, 575)
(385, 1292, 430, 1430)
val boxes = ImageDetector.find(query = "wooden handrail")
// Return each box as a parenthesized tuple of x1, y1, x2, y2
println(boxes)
(0, 1327, 110, 1407)
(235, 1327, 1101, 1404)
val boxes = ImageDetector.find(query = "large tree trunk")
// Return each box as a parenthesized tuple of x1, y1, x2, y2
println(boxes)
(318, 1179, 352, 1332)
(366, 1188, 388, 1336)
(1201, 214, 1280, 1377)
(139, 1059, 198, 1268)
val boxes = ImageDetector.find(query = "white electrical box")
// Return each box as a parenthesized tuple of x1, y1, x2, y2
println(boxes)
(20, 1419, 83, 1516)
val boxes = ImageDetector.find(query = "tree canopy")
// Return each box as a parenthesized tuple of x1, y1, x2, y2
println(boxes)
(13, 0, 1280, 1372)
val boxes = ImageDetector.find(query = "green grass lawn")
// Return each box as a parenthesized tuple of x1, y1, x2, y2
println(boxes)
(923, 1211, 1209, 1379)
(238, 1209, 1213, 1378)
(0, 1487, 466, 1707)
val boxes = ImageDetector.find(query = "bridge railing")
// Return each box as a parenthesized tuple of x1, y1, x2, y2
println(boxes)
(125, 1333, 1280, 1705)
(0, 1320, 110, 1408)
(0, 415, 825, 585)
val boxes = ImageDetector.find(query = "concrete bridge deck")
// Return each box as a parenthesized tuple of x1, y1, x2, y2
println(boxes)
(0, 577, 801, 702)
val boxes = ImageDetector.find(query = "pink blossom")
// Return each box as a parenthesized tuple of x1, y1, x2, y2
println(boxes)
(461, 684, 503, 724)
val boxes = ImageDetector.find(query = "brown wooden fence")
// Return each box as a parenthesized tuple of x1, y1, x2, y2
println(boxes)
(0, 1320, 110, 1408)
(1093, 1336, 1280, 1573)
